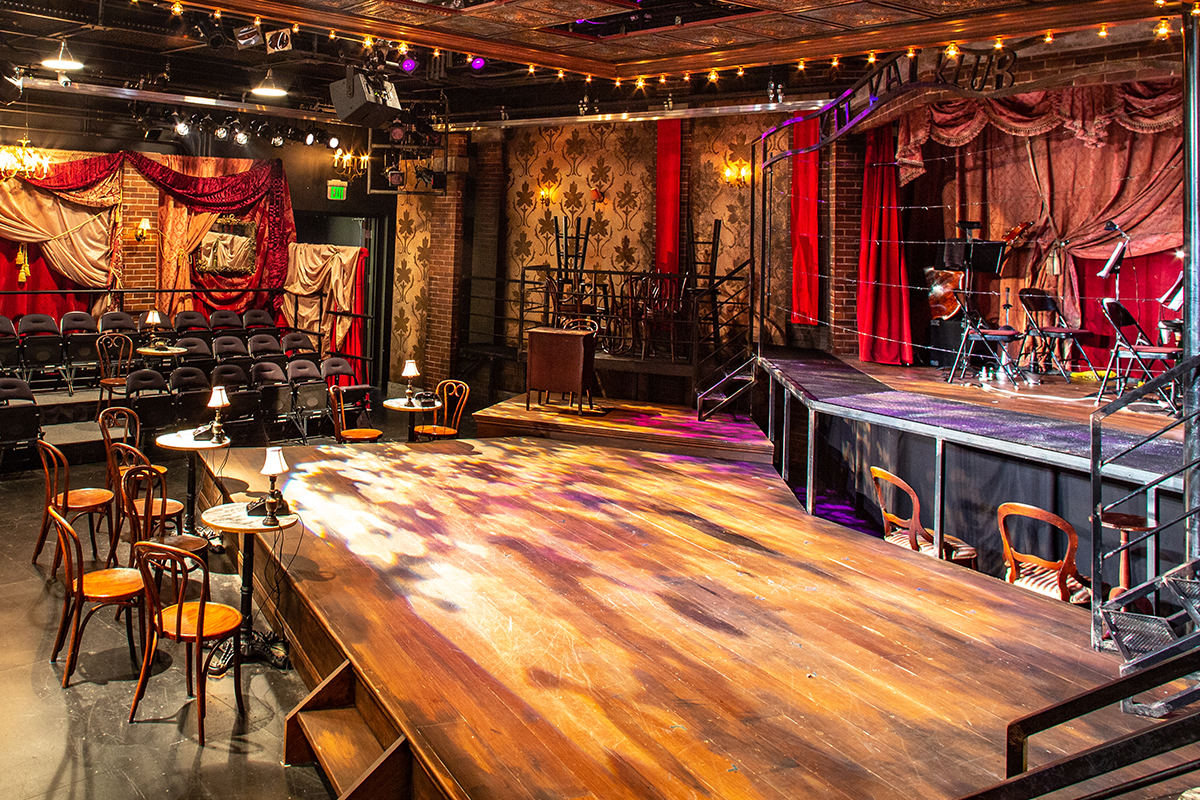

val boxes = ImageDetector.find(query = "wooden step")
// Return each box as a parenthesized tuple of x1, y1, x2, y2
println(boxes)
(296, 707, 385, 796)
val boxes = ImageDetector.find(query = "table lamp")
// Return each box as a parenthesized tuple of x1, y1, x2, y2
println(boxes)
(144, 309, 169, 350)
(207, 385, 230, 444)
(260, 446, 289, 525)
(402, 359, 420, 403)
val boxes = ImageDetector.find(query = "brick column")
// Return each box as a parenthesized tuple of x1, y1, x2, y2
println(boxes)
(423, 133, 470, 385)
(826, 135, 866, 357)
(120, 165, 160, 311)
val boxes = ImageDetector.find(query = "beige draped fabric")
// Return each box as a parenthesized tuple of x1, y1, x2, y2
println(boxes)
(284, 242, 361, 354)
(197, 231, 253, 273)
(156, 155, 255, 316)
(0, 177, 112, 287)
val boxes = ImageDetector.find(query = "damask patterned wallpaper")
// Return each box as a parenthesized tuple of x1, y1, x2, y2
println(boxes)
(390, 192, 434, 378)
(502, 122, 657, 340)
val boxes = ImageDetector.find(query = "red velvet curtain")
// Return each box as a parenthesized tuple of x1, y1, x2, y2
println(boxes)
(1075, 249, 1182, 364)
(790, 118, 819, 323)
(655, 119, 682, 273)
(858, 126, 914, 364)
(25, 151, 124, 194)
(342, 248, 368, 382)
(0, 240, 89, 320)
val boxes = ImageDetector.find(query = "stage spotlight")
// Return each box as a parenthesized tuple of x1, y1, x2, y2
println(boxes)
(173, 112, 190, 136)
(401, 56, 418, 73)
(469, 55, 486, 70)
(197, 114, 215, 134)
(42, 41, 83, 71)
(285, 125, 305, 142)
(270, 132, 284, 147)
(0, 61, 20, 105)
(234, 129, 249, 145)
(327, 133, 340, 149)
(195, 17, 229, 49)
(312, 129, 330, 147)
(252, 68, 287, 98)
(214, 117, 232, 139)
(304, 128, 317, 145)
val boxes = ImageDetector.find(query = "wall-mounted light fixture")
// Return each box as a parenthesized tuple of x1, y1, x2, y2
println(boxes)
(723, 159, 751, 186)
(539, 185, 553, 207)
(590, 187, 605, 208)
(134, 217, 151, 243)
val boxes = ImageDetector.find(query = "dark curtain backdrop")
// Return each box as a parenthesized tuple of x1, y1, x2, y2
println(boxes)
(857, 126, 914, 364)
(790, 118, 819, 324)
(655, 119, 682, 274)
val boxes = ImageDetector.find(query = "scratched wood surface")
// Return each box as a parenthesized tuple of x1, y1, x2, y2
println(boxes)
(473, 394, 774, 463)
(205, 439, 1195, 800)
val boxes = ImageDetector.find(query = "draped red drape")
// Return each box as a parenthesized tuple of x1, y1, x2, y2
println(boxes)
(790, 118, 819, 324)
(858, 126, 914, 364)
(343, 248, 368, 383)
(0, 240, 89, 319)
(655, 119, 682, 274)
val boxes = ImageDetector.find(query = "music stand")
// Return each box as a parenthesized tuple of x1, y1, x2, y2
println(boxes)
(946, 235, 1023, 384)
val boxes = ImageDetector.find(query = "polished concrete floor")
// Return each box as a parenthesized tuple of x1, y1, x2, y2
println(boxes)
(0, 452, 335, 800)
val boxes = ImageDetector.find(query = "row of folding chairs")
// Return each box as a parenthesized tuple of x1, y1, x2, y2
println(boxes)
(124, 358, 370, 445)
(0, 377, 42, 467)
(172, 331, 320, 375)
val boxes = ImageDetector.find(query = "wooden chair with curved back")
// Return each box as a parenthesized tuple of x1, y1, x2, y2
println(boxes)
(997, 502, 1092, 604)
(47, 506, 144, 688)
(415, 379, 470, 440)
(99, 406, 168, 551)
(869, 466, 978, 570)
(331, 384, 383, 443)
(96, 332, 134, 417)
(122, 463, 206, 567)
(130, 540, 244, 746)
(33, 440, 114, 575)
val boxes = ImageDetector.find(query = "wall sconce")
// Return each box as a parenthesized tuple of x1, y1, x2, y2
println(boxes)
(134, 217, 151, 243)
(589, 187, 605, 208)
(723, 159, 751, 186)
(539, 185, 553, 207)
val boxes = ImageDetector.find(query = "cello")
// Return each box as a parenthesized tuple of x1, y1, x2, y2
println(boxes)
(926, 221, 1032, 320)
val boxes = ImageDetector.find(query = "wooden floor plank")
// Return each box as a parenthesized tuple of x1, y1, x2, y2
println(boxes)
(204, 439, 1198, 800)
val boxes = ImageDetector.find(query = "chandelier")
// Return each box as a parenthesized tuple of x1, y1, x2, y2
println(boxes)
(332, 148, 369, 181)
(0, 137, 51, 181)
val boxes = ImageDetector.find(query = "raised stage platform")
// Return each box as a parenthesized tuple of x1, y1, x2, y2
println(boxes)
(473, 394, 772, 463)
(200, 438, 1196, 800)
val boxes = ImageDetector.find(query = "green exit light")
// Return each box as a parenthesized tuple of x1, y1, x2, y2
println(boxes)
(327, 180, 348, 201)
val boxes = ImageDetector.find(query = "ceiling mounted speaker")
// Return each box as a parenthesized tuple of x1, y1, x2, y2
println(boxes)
(329, 70, 401, 126)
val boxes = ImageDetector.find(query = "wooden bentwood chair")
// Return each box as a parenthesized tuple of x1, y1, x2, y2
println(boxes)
(130, 541, 244, 746)
(48, 506, 144, 688)
(33, 440, 114, 574)
(331, 384, 383, 443)
(415, 379, 469, 440)
(870, 467, 978, 570)
(997, 502, 1092, 604)
(96, 332, 135, 417)
(122, 464, 207, 567)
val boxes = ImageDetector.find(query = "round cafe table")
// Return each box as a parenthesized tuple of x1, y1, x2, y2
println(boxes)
(383, 396, 442, 442)
(137, 344, 188, 370)
(201, 502, 299, 670)
(155, 429, 229, 536)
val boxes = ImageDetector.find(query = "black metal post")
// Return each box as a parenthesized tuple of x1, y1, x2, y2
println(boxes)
(1184, 10, 1200, 558)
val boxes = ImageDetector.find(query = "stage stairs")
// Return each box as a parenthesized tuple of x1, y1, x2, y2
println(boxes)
(696, 355, 755, 421)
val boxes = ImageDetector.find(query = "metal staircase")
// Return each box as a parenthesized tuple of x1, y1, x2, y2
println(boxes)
(696, 355, 755, 421)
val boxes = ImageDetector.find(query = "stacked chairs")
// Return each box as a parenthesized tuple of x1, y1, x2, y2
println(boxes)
(287, 360, 329, 442)
(248, 333, 288, 369)
(0, 377, 41, 468)
(208, 310, 246, 342)
(18, 313, 66, 389)
(281, 331, 319, 368)
(176, 336, 218, 375)
(0, 315, 19, 374)
(126, 369, 175, 442)
(97, 332, 135, 415)
(213, 335, 253, 373)
(242, 308, 279, 339)
(251, 362, 291, 433)
(47, 506, 144, 688)
(61, 311, 101, 393)
(169, 367, 212, 427)
(173, 310, 212, 345)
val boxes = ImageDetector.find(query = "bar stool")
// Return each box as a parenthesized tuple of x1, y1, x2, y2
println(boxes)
(1099, 511, 1154, 597)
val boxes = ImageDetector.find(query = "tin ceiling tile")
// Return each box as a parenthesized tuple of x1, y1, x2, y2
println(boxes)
(797, 2, 927, 28)
(718, 14, 833, 39)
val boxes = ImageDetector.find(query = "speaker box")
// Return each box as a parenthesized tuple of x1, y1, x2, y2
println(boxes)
(329, 73, 401, 126)
(928, 318, 963, 368)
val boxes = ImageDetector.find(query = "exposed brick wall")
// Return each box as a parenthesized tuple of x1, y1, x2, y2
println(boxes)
(120, 167, 160, 311)
(827, 136, 865, 357)
(422, 134, 470, 386)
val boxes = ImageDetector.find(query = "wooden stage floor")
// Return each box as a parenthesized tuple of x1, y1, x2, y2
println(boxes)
(473, 393, 773, 463)
(201, 438, 1195, 800)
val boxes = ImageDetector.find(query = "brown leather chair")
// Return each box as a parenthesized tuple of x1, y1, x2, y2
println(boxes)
(415, 379, 469, 440)
(130, 541, 244, 746)
(331, 384, 383, 443)
(997, 502, 1092, 604)
(48, 506, 144, 688)
(869, 466, 978, 570)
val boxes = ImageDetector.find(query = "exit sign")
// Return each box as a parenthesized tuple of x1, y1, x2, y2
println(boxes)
(327, 180, 348, 201)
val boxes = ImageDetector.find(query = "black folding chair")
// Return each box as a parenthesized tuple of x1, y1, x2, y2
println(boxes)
(1097, 297, 1181, 411)
(1018, 288, 1098, 382)
(946, 288, 1023, 384)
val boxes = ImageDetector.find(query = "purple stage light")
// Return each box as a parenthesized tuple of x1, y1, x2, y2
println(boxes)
(469, 55, 486, 70)
(401, 57, 418, 73)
